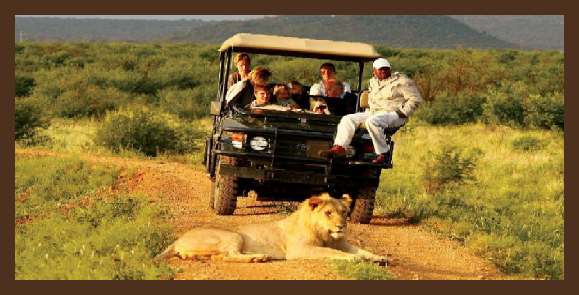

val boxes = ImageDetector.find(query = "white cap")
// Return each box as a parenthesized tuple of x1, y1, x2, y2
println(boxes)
(373, 58, 391, 69)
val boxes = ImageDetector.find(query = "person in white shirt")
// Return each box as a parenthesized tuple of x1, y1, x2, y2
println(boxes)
(309, 63, 351, 98)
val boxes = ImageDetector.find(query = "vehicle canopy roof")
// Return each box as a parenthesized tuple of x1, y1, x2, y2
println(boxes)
(218, 33, 381, 62)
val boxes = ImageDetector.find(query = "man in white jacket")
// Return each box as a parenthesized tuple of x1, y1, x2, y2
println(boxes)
(329, 58, 423, 164)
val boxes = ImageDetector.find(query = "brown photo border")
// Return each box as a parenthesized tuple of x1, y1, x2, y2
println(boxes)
(2, 0, 576, 293)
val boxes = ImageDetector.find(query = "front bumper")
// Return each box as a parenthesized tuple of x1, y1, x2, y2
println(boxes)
(216, 150, 385, 186)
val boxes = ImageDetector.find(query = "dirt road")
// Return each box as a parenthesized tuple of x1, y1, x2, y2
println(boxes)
(17, 148, 513, 280)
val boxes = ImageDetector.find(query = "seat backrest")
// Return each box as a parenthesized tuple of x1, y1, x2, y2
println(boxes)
(359, 90, 369, 109)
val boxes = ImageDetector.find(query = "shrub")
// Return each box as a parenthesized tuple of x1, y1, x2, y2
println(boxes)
(415, 94, 486, 125)
(55, 86, 126, 118)
(15, 97, 48, 140)
(511, 136, 546, 152)
(524, 93, 564, 130)
(95, 108, 201, 156)
(16, 74, 35, 97)
(158, 86, 213, 119)
(422, 145, 483, 193)
(482, 87, 526, 127)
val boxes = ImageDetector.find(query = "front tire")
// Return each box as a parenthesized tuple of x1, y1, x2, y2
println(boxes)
(211, 156, 239, 215)
(349, 185, 376, 224)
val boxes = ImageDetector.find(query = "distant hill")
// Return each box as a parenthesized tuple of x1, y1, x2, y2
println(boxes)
(15, 17, 207, 41)
(171, 15, 516, 49)
(16, 15, 517, 49)
(450, 15, 563, 50)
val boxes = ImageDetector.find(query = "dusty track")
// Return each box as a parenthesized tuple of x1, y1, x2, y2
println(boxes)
(17, 148, 513, 280)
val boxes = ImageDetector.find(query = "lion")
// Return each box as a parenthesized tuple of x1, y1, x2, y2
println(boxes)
(155, 193, 386, 264)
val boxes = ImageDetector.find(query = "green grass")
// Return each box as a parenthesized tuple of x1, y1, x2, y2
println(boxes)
(22, 117, 210, 167)
(15, 155, 175, 280)
(15, 155, 118, 220)
(332, 260, 395, 280)
(16, 117, 564, 279)
(376, 121, 564, 279)
(39, 117, 103, 153)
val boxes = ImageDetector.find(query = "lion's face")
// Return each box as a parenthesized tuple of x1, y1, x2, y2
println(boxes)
(305, 194, 352, 240)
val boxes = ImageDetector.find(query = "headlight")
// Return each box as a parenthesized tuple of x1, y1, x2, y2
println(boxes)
(249, 136, 269, 151)
(224, 132, 245, 149)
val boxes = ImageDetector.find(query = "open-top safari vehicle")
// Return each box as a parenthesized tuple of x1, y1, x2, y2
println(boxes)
(204, 33, 402, 223)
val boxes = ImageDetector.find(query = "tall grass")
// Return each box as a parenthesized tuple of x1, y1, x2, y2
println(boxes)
(15, 156, 175, 279)
(377, 122, 564, 279)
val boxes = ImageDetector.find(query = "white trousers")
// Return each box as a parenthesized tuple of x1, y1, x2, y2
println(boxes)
(334, 111, 406, 154)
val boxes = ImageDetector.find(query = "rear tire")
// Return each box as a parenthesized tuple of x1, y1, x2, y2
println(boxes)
(209, 178, 215, 209)
(212, 156, 239, 215)
(349, 185, 376, 224)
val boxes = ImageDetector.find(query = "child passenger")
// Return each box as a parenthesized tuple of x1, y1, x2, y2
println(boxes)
(273, 84, 300, 109)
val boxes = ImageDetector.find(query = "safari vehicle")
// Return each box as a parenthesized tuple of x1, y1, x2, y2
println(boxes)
(204, 33, 401, 223)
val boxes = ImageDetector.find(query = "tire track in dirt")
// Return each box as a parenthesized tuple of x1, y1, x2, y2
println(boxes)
(17, 148, 515, 280)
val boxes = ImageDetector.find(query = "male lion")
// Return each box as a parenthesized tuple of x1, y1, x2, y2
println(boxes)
(156, 194, 386, 264)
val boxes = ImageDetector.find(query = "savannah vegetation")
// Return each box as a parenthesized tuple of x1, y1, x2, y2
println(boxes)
(15, 155, 175, 279)
(15, 41, 563, 279)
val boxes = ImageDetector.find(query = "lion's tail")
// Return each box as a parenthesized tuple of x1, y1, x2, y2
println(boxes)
(154, 243, 176, 262)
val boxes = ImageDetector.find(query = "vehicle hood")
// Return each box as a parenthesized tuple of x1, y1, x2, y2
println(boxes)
(223, 110, 341, 134)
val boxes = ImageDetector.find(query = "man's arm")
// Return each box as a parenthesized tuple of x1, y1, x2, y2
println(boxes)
(398, 78, 423, 117)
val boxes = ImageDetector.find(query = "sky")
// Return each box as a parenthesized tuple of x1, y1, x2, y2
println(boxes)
(16, 15, 268, 21)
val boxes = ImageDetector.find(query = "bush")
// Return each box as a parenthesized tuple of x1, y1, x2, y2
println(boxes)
(482, 87, 526, 127)
(15, 97, 48, 140)
(16, 74, 35, 97)
(524, 93, 564, 130)
(415, 94, 486, 125)
(95, 108, 201, 156)
(158, 86, 213, 119)
(511, 136, 546, 152)
(55, 86, 125, 118)
(422, 145, 483, 193)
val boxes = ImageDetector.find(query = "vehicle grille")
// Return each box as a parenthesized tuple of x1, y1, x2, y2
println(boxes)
(274, 137, 332, 160)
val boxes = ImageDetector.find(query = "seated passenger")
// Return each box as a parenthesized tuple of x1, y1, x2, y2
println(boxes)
(228, 53, 252, 87)
(308, 80, 343, 115)
(226, 66, 272, 109)
(309, 63, 351, 98)
(288, 80, 310, 109)
(325, 79, 345, 98)
(273, 84, 300, 109)
(309, 97, 331, 115)
(247, 84, 273, 109)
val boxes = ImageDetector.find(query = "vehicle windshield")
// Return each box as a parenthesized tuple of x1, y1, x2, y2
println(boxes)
(250, 93, 358, 116)
(224, 54, 365, 117)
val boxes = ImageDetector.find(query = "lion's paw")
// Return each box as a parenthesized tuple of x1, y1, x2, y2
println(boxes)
(250, 254, 271, 263)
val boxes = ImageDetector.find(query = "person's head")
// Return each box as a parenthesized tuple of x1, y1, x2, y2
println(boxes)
(325, 79, 344, 98)
(372, 58, 391, 80)
(249, 67, 272, 86)
(234, 53, 251, 75)
(309, 97, 330, 115)
(288, 80, 303, 96)
(319, 63, 337, 82)
(253, 84, 271, 105)
(273, 84, 290, 101)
